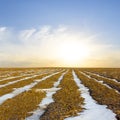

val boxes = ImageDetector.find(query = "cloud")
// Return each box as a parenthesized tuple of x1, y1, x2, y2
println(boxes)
(19, 28, 36, 41)
(0, 27, 7, 32)
(0, 25, 119, 67)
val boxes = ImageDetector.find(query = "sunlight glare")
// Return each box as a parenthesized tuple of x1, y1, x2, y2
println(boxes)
(59, 41, 90, 64)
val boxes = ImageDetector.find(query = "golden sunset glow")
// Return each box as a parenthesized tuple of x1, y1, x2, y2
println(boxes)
(1, 25, 119, 68)
(58, 40, 90, 65)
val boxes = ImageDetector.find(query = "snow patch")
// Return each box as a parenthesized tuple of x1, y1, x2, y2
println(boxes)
(26, 71, 67, 120)
(0, 72, 42, 82)
(0, 71, 51, 88)
(0, 71, 61, 105)
(0, 75, 38, 88)
(86, 71, 119, 83)
(82, 72, 120, 94)
(65, 71, 117, 120)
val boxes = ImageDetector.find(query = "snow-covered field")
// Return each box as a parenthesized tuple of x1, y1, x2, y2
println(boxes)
(0, 68, 119, 120)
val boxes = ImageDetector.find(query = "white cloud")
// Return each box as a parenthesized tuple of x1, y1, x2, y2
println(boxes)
(0, 27, 7, 32)
(0, 26, 119, 67)
(19, 28, 36, 41)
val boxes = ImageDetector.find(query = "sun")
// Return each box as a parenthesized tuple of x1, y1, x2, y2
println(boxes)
(58, 40, 90, 65)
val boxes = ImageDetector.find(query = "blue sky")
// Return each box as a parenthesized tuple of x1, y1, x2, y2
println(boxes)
(0, 0, 120, 44)
(0, 0, 120, 67)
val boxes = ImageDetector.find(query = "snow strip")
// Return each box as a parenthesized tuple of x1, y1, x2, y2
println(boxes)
(82, 72, 120, 94)
(65, 71, 117, 120)
(0, 70, 48, 81)
(0, 76, 24, 81)
(81, 72, 112, 89)
(0, 72, 38, 81)
(0, 75, 39, 88)
(0, 71, 61, 105)
(0, 70, 50, 82)
(26, 71, 67, 120)
(85, 71, 119, 83)
(0, 72, 51, 88)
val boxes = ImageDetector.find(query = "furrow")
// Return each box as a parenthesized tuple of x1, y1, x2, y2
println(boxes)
(0, 69, 52, 82)
(39, 70, 84, 120)
(0, 71, 62, 120)
(0, 75, 33, 85)
(0, 69, 61, 97)
(75, 70, 120, 120)
(26, 71, 67, 120)
(65, 70, 117, 120)
(85, 71, 120, 93)
(83, 72, 120, 94)
(0, 69, 51, 84)
(84, 69, 120, 82)
(86, 71, 119, 83)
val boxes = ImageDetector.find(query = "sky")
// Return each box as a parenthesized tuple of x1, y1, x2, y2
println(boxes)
(0, 0, 120, 67)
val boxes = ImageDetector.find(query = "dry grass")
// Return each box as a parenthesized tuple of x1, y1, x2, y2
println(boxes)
(85, 72, 120, 92)
(40, 71, 84, 120)
(0, 68, 52, 80)
(0, 69, 63, 120)
(33, 72, 63, 89)
(0, 90, 46, 120)
(0, 75, 29, 85)
(75, 69, 120, 120)
(80, 68, 120, 82)
(0, 74, 50, 96)
(0, 68, 119, 119)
